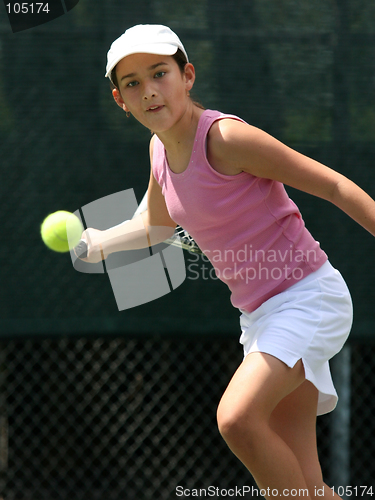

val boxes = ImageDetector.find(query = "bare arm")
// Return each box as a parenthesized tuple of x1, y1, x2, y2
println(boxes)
(208, 119, 375, 236)
(81, 137, 176, 262)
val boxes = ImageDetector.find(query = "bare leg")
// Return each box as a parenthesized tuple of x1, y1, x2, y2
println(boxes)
(217, 352, 341, 499)
(270, 379, 342, 499)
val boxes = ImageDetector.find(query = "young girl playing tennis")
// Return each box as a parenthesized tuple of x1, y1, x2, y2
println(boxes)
(81, 24, 375, 498)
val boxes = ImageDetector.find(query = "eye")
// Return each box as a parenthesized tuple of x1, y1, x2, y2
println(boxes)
(154, 71, 166, 78)
(126, 80, 139, 88)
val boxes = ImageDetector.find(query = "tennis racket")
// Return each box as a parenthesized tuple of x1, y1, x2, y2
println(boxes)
(74, 191, 202, 258)
(164, 225, 202, 253)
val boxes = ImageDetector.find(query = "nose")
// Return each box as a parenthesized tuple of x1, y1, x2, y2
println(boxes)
(142, 80, 157, 100)
(143, 91, 157, 100)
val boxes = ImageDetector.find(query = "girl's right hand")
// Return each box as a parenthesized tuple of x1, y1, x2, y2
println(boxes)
(78, 228, 108, 263)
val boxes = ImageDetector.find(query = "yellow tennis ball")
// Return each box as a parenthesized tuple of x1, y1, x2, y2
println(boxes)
(41, 211, 83, 253)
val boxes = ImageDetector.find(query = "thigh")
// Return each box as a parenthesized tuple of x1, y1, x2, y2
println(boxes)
(217, 352, 306, 423)
(270, 380, 323, 485)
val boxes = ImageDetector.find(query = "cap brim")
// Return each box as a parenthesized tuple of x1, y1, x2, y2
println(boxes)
(105, 44, 178, 78)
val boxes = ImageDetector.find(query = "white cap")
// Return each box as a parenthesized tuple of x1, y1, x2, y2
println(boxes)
(105, 24, 189, 82)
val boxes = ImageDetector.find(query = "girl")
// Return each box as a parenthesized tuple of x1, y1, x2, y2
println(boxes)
(82, 24, 375, 498)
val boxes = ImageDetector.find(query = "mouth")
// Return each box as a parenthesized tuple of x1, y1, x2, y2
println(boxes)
(146, 105, 164, 112)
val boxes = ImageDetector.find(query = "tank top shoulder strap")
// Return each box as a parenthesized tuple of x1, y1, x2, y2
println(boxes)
(151, 134, 166, 187)
(196, 109, 247, 142)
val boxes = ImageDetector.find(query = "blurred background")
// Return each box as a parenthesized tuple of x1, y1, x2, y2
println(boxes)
(0, 0, 374, 498)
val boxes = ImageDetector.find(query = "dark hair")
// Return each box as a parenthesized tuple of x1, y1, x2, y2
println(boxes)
(172, 48, 189, 73)
(110, 49, 205, 109)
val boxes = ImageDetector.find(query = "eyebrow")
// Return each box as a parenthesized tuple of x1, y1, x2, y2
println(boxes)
(120, 62, 169, 82)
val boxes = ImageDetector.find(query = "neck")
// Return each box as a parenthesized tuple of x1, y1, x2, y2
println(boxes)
(156, 103, 204, 157)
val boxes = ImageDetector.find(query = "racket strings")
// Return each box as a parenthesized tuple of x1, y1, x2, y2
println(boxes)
(167, 225, 202, 254)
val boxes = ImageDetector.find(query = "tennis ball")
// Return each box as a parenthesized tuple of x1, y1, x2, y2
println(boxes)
(41, 211, 83, 253)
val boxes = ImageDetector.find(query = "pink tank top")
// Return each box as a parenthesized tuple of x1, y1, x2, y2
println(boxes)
(152, 109, 327, 312)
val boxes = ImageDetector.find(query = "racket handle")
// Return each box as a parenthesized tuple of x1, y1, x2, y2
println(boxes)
(74, 240, 88, 259)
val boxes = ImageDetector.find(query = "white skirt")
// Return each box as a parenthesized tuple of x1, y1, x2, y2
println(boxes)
(239, 260, 353, 415)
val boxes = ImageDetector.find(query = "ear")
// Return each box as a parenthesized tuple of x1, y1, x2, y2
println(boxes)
(112, 88, 129, 112)
(184, 63, 196, 93)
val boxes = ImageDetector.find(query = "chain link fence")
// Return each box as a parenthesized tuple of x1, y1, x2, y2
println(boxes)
(0, 337, 372, 499)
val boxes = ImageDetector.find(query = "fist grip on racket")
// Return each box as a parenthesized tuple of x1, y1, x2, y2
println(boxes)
(74, 239, 88, 259)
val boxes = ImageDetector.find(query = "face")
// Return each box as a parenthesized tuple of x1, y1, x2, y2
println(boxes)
(112, 53, 195, 133)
